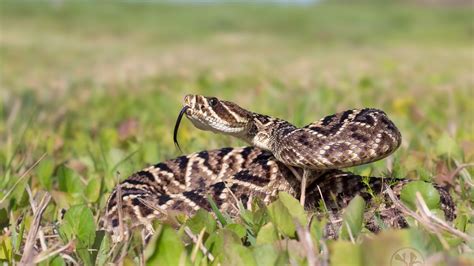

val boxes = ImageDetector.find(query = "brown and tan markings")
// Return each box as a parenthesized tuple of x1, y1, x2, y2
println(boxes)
(103, 95, 454, 241)
(180, 95, 401, 170)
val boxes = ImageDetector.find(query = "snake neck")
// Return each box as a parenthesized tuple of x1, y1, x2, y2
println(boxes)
(245, 113, 298, 154)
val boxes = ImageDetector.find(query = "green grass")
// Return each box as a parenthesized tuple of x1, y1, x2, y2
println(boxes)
(0, 0, 473, 265)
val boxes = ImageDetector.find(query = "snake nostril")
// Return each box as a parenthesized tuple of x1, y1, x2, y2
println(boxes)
(184, 94, 194, 106)
(184, 94, 196, 108)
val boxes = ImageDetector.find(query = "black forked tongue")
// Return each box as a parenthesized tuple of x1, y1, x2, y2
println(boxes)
(173, 106, 189, 153)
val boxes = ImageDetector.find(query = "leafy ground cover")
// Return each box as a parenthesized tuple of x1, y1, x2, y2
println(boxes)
(0, 0, 473, 265)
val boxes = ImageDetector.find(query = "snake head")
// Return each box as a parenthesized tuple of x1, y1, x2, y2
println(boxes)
(180, 94, 254, 139)
(177, 94, 296, 152)
(178, 94, 296, 151)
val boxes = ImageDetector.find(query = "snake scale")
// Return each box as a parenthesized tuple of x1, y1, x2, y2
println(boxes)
(103, 95, 455, 241)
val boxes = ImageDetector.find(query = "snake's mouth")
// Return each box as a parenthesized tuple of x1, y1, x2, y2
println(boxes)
(185, 109, 217, 132)
(173, 103, 213, 151)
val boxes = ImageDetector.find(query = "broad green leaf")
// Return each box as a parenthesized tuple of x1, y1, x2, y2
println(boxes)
(0, 209, 8, 229)
(285, 239, 308, 264)
(274, 251, 290, 266)
(0, 234, 12, 261)
(400, 181, 440, 210)
(329, 241, 362, 266)
(267, 192, 307, 238)
(95, 232, 111, 266)
(240, 203, 267, 237)
(36, 158, 54, 190)
(59, 205, 96, 246)
(11, 177, 29, 209)
(340, 195, 365, 240)
(59, 205, 96, 265)
(12, 213, 26, 253)
(267, 199, 296, 237)
(205, 228, 241, 260)
(252, 244, 279, 266)
(57, 166, 83, 195)
(310, 216, 326, 244)
(48, 255, 66, 266)
(185, 209, 217, 235)
(278, 192, 307, 226)
(90, 230, 106, 265)
(85, 178, 101, 203)
(225, 223, 246, 239)
(454, 213, 469, 232)
(256, 222, 278, 245)
(222, 243, 257, 266)
(146, 225, 190, 265)
(466, 224, 474, 249)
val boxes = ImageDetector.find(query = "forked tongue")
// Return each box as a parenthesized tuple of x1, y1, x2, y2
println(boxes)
(173, 106, 189, 152)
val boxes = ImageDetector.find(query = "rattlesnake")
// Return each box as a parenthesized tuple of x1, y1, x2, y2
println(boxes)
(103, 95, 454, 241)
(178, 95, 401, 171)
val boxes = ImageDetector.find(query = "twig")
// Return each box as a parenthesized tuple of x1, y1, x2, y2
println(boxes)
(60, 254, 79, 265)
(344, 222, 356, 244)
(20, 192, 52, 265)
(184, 226, 215, 262)
(137, 197, 166, 217)
(319, 240, 329, 266)
(287, 166, 302, 181)
(452, 161, 474, 187)
(0, 153, 47, 205)
(414, 192, 450, 250)
(38, 229, 48, 252)
(190, 227, 206, 263)
(415, 192, 472, 241)
(287, 165, 308, 206)
(300, 169, 309, 207)
(139, 229, 146, 266)
(33, 241, 74, 264)
(116, 237, 131, 266)
(223, 181, 240, 213)
(316, 185, 337, 237)
(295, 221, 319, 266)
(25, 185, 37, 213)
(385, 186, 472, 242)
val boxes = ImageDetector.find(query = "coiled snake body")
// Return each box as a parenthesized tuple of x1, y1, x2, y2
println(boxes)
(104, 95, 454, 241)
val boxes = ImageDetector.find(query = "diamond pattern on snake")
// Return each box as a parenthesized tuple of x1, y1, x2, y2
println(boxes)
(103, 95, 455, 241)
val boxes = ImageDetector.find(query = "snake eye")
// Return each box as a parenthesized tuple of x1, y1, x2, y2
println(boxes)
(208, 97, 218, 107)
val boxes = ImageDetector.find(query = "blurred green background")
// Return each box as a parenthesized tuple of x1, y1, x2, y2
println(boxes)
(1, 0, 473, 227)
(1, 0, 473, 264)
